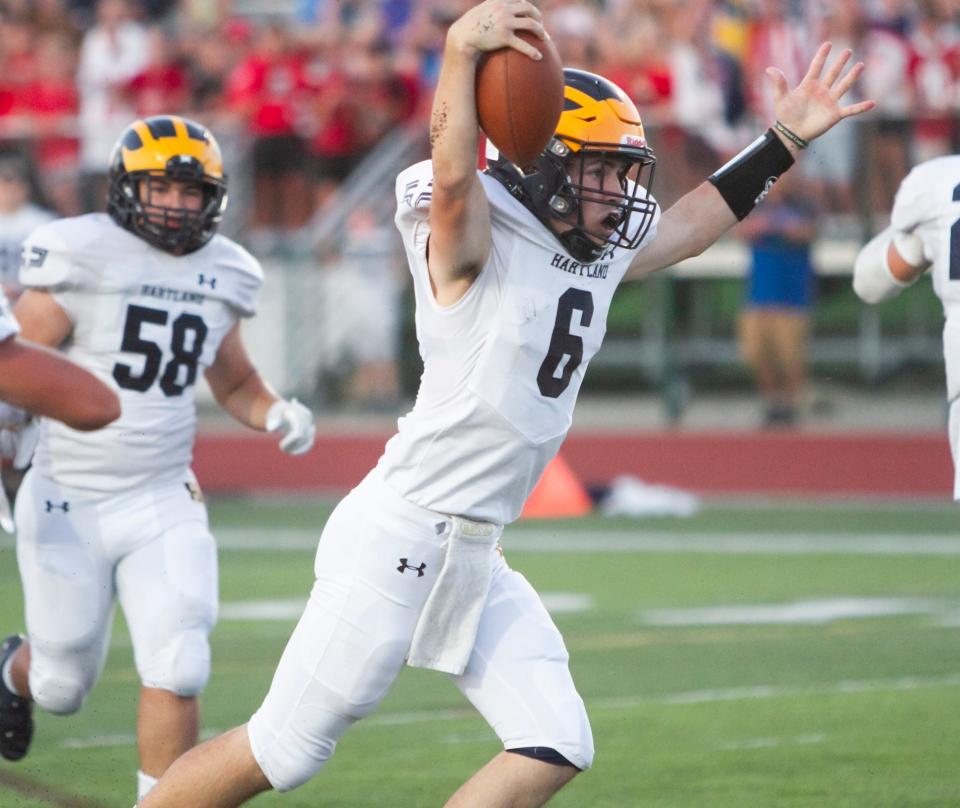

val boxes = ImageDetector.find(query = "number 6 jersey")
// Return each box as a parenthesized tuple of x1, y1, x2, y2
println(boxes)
(378, 161, 659, 525)
(20, 212, 262, 494)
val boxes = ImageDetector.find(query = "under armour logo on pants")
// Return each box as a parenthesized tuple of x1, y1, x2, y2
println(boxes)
(397, 558, 426, 577)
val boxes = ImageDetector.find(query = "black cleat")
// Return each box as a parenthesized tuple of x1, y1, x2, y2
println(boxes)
(0, 634, 33, 761)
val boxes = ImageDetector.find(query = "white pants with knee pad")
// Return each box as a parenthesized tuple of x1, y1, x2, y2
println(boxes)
(247, 470, 592, 793)
(14, 469, 217, 711)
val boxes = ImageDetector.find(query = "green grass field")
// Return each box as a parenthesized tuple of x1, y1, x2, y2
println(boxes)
(2, 498, 959, 807)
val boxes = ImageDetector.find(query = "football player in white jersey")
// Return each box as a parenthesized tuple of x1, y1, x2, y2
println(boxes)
(852, 157, 957, 493)
(0, 115, 316, 803)
(141, 3, 874, 807)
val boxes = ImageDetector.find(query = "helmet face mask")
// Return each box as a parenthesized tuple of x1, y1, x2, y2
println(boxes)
(543, 137, 656, 261)
(487, 69, 657, 263)
(107, 116, 227, 255)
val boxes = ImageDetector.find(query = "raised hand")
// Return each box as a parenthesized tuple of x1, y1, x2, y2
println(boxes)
(447, 0, 547, 60)
(767, 42, 876, 143)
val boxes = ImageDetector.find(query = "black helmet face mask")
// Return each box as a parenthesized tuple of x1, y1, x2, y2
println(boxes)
(118, 170, 226, 256)
(544, 139, 657, 263)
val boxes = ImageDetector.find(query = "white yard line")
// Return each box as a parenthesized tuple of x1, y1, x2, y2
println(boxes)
(219, 592, 593, 621)
(716, 732, 827, 751)
(639, 597, 959, 626)
(57, 672, 960, 750)
(212, 527, 960, 556)
(8, 528, 957, 556)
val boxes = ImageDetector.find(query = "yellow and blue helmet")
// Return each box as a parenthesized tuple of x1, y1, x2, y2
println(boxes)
(107, 115, 228, 255)
(488, 69, 657, 263)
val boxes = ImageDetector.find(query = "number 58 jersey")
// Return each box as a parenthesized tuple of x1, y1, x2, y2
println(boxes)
(20, 213, 262, 494)
(378, 161, 659, 525)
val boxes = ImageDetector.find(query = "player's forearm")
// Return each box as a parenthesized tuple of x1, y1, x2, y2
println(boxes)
(211, 370, 279, 431)
(0, 340, 120, 429)
(430, 34, 482, 194)
(627, 182, 738, 278)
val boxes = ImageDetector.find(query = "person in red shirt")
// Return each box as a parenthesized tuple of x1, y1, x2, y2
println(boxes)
(0, 12, 38, 135)
(225, 20, 312, 236)
(907, 0, 960, 163)
(124, 27, 190, 120)
(303, 37, 360, 211)
(13, 31, 81, 215)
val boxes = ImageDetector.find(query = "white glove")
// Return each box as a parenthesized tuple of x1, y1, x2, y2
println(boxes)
(265, 398, 316, 456)
(12, 419, 40, 469)
(0, 402, 28, 430)
(0, 418, 39, 469)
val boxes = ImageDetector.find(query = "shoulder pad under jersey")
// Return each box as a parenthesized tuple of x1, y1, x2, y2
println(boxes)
(201, 235, 264, 317)
(18, 215, 104, 291)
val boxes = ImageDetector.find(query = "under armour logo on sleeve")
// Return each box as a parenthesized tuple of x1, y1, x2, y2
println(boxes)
(44, 500, 69, 513)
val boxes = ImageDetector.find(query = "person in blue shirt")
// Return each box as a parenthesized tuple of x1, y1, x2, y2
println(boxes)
(737, 170, 818, 426)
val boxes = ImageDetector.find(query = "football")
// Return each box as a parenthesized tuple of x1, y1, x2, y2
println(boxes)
(475, 30, 564, 168)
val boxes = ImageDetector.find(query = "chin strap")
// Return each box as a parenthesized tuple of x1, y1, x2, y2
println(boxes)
(558, 229, 604, 263)
(487, 161, 603, 264)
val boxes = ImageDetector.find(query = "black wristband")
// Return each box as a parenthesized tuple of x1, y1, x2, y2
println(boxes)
(708, 129, 795, 220)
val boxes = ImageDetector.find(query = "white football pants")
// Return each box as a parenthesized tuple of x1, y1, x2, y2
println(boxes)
(247, 469, 593, 792)
(14, 469, 217, 714)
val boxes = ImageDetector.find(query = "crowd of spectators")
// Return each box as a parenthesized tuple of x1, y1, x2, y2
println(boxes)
(0, 0, 958, 240)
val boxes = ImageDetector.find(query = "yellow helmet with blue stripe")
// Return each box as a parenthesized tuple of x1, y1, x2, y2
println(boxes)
(107, 115, 228, 255)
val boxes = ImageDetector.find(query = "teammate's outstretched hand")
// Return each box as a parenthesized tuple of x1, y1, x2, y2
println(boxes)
(769, 42, 875, 143)
(266, 398, 315, 456)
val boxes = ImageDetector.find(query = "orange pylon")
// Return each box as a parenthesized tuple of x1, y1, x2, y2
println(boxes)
(521, 454, 592, 519)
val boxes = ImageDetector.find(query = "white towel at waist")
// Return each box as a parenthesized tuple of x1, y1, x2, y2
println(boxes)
(406, 515, 502, 675)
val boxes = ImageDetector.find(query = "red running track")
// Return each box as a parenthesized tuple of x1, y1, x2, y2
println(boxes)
(193, 430, 953, 498)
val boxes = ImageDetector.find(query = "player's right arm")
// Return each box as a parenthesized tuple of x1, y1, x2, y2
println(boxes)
(0, 336, 120, 430)
(427, 0, 545, 306)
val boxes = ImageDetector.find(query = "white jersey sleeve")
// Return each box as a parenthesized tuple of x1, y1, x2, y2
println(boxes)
(393, 160, 503, 332)
(891, 161, 941, 236)
(20, 218, 99, 290)
(203, 236, 263, 317)
(0, 288, 18, 341)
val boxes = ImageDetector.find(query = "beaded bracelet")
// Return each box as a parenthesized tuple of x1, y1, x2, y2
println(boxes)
(773, 120, 809, 149)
